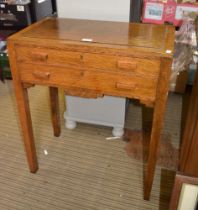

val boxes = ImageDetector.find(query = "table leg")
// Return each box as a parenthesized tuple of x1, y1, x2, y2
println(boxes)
(15, 84, 38, 173)
(144, 58, 172, 200)
(49, 87, 61, 137)
(7, 42, 38, 173)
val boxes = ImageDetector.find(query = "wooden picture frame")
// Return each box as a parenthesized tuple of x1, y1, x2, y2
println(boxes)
(169, 173, 198, 210)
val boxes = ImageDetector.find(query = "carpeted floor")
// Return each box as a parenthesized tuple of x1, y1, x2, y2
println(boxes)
(0, 80, 182, 210)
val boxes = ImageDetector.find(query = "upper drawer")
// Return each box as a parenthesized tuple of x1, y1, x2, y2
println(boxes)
(15, 46, 83, 67)
(83, 53, 160, 78)
(15, 45, 160, 78)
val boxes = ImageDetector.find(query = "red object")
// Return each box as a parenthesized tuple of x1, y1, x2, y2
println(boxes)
(173, 4, 198, 26)
(142, 0, 198, 26)
(164, 1, 177, 24)
(143, 1, 166, 24)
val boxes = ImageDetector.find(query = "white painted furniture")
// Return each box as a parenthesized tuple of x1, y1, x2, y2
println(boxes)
(64, 96, 128, 137)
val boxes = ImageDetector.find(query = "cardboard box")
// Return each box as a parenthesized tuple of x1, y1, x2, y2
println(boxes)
(174, 4, 198, 26)
(143, 0, 198, 26)
(143, 1, 165, 24)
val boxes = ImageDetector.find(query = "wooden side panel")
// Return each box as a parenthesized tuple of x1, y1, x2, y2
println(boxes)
(180, 68, 198, 176)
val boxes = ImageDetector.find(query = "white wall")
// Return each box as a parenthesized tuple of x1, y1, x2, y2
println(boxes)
(56, 0, 130, 22)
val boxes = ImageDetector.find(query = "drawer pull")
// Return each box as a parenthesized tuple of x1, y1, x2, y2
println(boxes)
(116, 82, 136, 90)
(117, 60, 137, 71)
(32, 71, 51, 80)
(31, 52, 48, 62)
(80, 54, 84, 60)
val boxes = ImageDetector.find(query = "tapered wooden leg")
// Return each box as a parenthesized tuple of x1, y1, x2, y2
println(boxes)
(15, 84, 38, 173)
(49, 87, 61, 137)
(144, 58, 172, 200)
(7, 41, 38, 173)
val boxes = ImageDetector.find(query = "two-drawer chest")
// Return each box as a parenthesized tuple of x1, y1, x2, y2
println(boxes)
(7, 17, 175, 200)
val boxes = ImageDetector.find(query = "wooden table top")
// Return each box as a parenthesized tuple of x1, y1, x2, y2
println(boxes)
(9, 18, 175, 58)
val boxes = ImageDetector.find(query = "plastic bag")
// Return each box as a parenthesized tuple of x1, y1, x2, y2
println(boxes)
(170, 11, 198, 89)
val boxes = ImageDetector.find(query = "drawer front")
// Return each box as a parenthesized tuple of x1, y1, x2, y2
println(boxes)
(16, 45, 159, 102)
(18, 63, 157, 102)
(16, 46, 160, 78)
(18, 63, 83, 87)
(16, 46, 83, 67)
(75, 70, 157, 101)
(83, 53, 160, 78)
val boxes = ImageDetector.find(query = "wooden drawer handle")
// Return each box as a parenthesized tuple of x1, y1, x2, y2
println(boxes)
(31, 52, 48, 62)
(117, 60, 137, 71)
(116, 82, 136, 90)
(32, 71, 51, 80)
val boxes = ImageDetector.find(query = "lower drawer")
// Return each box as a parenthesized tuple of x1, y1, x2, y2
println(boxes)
(18, 63, 83, 87)
(18, 63, 157, 102)
(74, 70, 157, 101)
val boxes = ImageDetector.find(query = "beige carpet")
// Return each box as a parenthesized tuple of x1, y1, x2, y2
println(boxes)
(0, 80, 182, 210)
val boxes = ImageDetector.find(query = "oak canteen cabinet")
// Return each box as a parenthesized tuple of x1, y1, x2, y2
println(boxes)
(7, 17, 175, 200)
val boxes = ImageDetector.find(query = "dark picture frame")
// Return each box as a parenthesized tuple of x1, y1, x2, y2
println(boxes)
(169, 173, 198, 210)
(130, 0, 143, 23)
